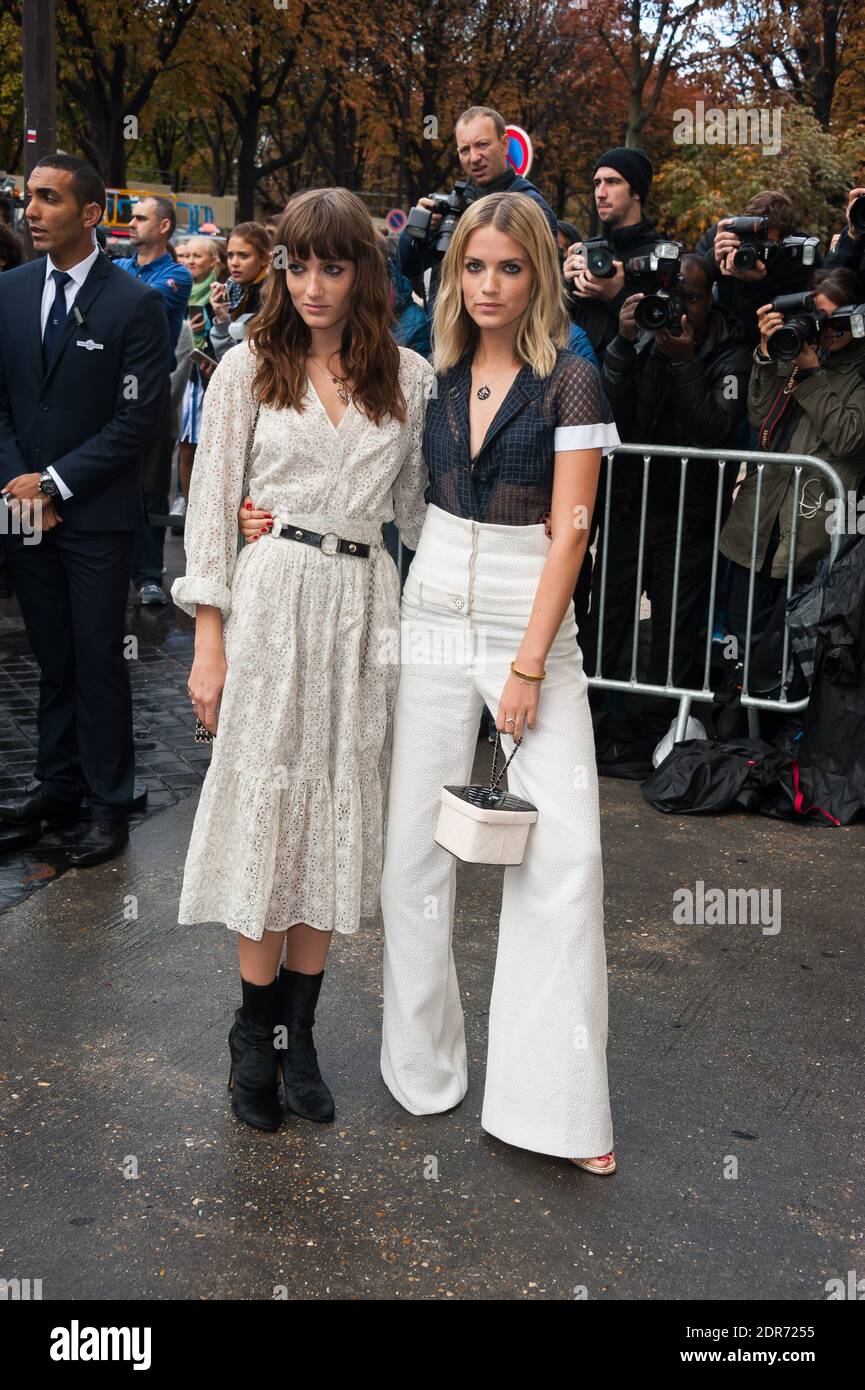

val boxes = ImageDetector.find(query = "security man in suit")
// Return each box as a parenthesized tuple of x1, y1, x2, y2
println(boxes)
(0, 153, 170, 866)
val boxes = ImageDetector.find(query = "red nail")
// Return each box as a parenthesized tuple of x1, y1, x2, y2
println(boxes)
(245, 501, 253, 509)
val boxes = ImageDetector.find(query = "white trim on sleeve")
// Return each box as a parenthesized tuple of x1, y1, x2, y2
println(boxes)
(554, 422, 622, 455)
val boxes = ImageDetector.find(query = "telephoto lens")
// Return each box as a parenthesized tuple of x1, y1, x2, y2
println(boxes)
(850, 194, 865, 235)
(767, 292, 821, 362)
(723, 215, 770, 272)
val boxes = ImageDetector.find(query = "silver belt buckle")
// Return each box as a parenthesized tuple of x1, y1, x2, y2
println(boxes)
(319, 531, 339, 556)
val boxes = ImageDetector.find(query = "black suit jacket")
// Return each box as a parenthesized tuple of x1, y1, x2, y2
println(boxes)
(0, 251, 170, 530)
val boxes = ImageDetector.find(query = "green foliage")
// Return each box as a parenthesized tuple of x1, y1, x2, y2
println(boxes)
(0, 12, 22, 172)
(653, 104, 860, 245)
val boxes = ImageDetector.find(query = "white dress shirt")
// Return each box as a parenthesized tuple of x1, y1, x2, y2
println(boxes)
(40, 244, 101, 500)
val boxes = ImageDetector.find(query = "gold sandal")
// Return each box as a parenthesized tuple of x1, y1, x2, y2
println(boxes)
(569, 1150, 617, 1175)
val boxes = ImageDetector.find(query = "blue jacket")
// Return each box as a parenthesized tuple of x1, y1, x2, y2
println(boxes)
(115, 251, 192, 366)
(0, 252, 170, 530)
(568, 323, 599, 372)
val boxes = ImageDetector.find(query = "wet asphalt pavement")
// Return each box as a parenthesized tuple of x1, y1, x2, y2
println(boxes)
(0, 528, 863, 1300)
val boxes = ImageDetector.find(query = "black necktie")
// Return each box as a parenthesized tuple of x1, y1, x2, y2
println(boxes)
(42, 269, 73, 366)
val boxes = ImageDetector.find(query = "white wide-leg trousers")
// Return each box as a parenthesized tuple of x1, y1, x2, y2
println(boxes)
(380, 504, 614, 1158)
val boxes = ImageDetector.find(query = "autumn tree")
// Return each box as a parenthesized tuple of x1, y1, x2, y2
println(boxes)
(56, 0, 203, 185)
(573, 0, 728, 147)
(730, 0, 865, 130)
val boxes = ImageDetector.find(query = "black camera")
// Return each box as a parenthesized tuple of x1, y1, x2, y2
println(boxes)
(580, 237, 617, 278)
(849, 195, 865, 235)
(405, 181, 477, 254)
(767, 292, 823, 361)
(723, 216, 819, 273)
(723, 215, 771, 271)
(624, 241, 685, 333)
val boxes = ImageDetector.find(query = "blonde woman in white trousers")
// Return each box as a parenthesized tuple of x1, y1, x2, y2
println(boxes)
(379, 191, 620, 1172)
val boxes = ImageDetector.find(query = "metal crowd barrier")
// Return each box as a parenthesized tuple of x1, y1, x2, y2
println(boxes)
(586, 445, 846, 743)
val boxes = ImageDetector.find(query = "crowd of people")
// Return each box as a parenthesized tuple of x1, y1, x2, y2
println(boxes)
(0, 107, 863, 1174)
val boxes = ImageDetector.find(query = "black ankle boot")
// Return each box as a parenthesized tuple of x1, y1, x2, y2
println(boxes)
(278, 966, 335, 1122)
(227, 976, 283, 1132)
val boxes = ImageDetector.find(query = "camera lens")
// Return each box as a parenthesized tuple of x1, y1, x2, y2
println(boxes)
(587, 247, 614, 277)
(635, 295, 669, 331)
(850, 195, 865, 234)
(732, 245, 758, 272)
(768, 323, 805, 361)
(434, 213, 459, 254)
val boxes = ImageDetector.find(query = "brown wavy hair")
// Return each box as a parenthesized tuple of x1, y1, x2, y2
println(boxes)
(249, 188, 406, 425)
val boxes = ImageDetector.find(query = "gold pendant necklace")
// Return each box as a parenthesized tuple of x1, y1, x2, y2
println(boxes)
(309, 354, 353, 404)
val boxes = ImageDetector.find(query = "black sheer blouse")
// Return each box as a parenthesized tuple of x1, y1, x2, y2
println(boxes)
(423, 348, 620, 525)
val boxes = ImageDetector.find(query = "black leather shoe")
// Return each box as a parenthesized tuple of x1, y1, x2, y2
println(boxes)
(0, 787, 82, 825)
(67, 819, 129, 868)
(0, 819, 45, 852)
(277, 967, 335, 1122)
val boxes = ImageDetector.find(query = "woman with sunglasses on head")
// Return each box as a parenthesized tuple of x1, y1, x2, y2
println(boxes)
(172, 188, 434, 1134)
(378, 192, 620, 1174)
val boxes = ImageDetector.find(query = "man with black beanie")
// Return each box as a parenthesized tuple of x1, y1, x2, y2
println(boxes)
(564, 147, 662, 637)
(563, 147, 661, 364)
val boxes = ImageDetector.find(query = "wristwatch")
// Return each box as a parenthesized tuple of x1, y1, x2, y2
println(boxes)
(38, 470, 60, 498)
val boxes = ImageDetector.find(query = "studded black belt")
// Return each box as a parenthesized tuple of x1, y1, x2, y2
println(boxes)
(275, 523, 371, 558)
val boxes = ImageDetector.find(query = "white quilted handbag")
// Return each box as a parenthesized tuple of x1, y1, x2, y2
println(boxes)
(435, 732, 538, 865)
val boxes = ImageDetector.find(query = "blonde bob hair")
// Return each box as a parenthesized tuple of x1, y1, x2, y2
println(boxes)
(432, 192, 570, 377)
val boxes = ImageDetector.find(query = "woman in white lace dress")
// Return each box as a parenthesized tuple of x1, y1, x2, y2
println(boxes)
(171, 190, 434, 1133)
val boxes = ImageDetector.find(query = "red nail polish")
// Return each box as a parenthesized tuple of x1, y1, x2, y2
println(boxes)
(245, 501, 253, 509)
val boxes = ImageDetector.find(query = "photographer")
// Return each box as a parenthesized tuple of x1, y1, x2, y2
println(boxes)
(695, 189, 821, 346)
(561, 147, 660, 364)
(824, 187, 865, 298)
(562, 148, 661, 635)
(397, 105, 557, 321)
(582, 253, 751, 690)
(720, 268, 865, 653)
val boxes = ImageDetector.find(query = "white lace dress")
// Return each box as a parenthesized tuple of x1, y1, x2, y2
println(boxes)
(171, 341, 435, 939)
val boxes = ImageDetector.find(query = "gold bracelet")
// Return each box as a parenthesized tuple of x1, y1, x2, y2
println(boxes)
(510, 660, 546, 682)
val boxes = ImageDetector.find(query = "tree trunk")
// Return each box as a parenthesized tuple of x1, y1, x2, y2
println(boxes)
(235, 107, 261, 220)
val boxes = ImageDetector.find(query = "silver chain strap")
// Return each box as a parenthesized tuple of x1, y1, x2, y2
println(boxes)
(242, 400, 261, 495)
(488, 730, 522, 794)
